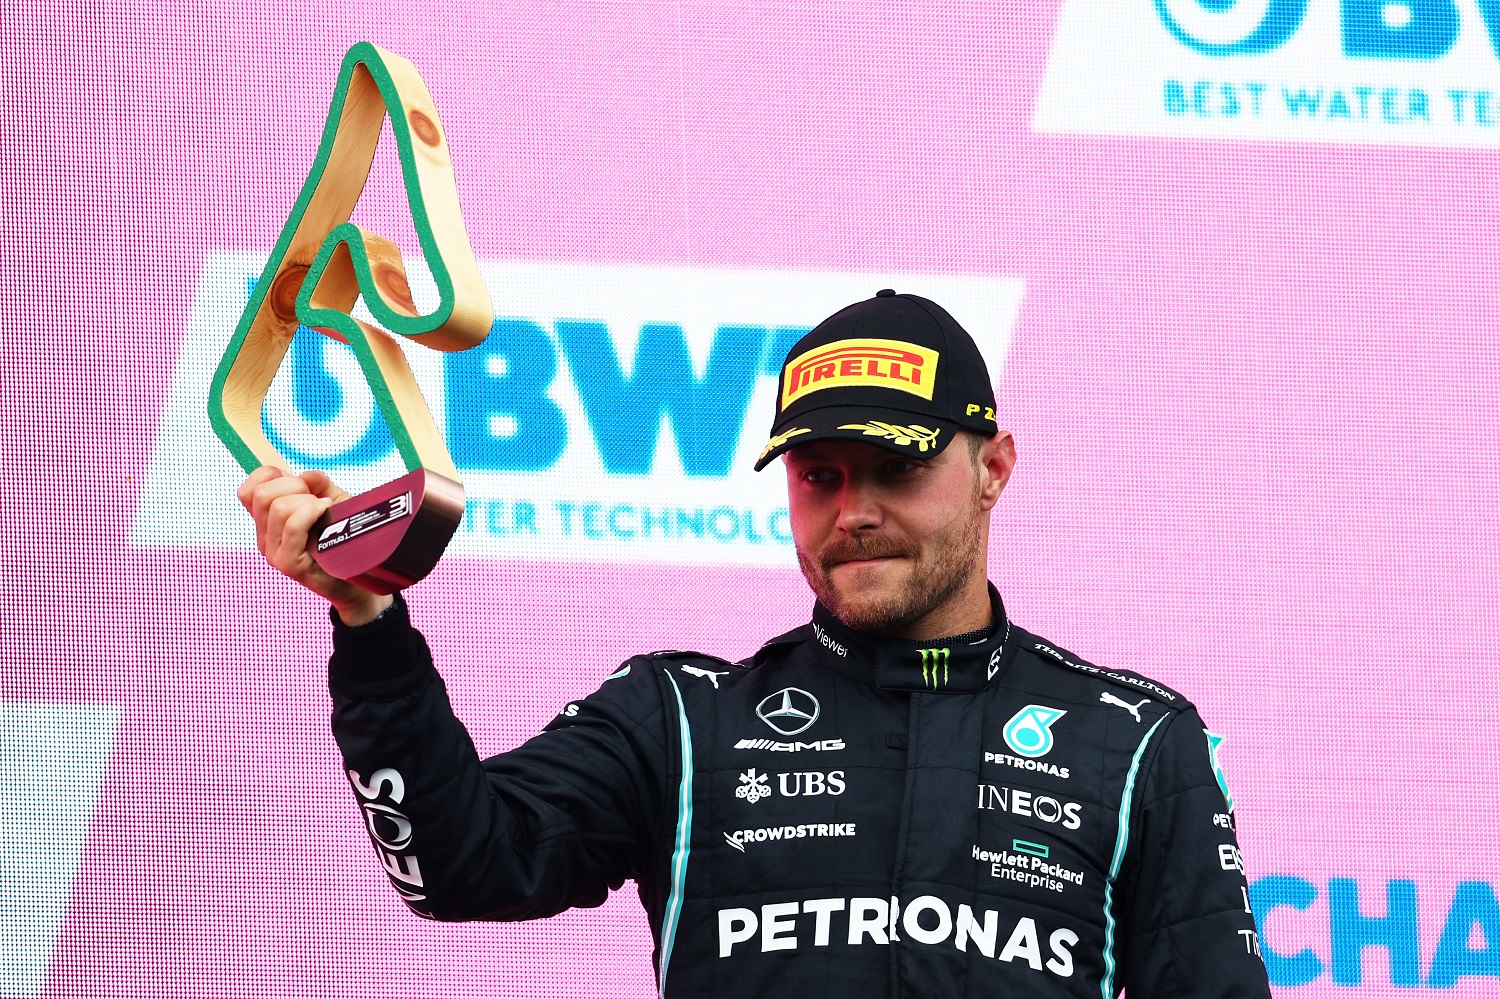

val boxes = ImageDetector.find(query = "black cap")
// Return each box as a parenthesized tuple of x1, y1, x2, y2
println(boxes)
(753, 291, 998, 470)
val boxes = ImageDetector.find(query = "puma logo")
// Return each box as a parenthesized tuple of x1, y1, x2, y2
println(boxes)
(1099, 691, 1149, 723)
(681, 664, 729, 689)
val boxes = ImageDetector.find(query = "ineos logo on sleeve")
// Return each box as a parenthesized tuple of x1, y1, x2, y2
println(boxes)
(347, 767, 425, 905)
(756, 688, 820, 736)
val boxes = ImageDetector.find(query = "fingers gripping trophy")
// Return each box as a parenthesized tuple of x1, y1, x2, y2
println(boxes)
(209, 43, 493, 618)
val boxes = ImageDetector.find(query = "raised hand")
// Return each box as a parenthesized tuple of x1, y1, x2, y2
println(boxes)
(237, 466, 393, 624)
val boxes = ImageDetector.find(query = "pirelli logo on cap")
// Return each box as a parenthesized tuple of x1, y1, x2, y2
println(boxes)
(781, 338, 939, 410)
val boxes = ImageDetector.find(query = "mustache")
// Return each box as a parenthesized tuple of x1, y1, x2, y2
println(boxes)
(820, 535, 919, 569)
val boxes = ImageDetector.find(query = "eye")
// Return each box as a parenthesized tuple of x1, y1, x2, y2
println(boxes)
(799, 467, 839, 485)
(880, 458, 921, 476)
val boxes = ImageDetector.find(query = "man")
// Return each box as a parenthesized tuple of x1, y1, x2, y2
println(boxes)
(241, 290, 1270, 997)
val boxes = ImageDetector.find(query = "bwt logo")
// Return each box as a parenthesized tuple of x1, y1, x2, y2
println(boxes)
(1156, 0, 1500, 59)
(263, 296, 809, 477)
(137, 259, 1021, 559)
(1034, 0, 1500, 145)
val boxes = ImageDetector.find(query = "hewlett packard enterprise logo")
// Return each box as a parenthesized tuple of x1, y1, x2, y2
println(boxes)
(1036, 0, 1500, 146)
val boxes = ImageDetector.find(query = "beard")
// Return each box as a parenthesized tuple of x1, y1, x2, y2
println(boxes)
(795, 495, 986, 634)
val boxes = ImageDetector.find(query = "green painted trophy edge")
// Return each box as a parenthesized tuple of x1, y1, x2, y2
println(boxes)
(206, 40, 472, 475)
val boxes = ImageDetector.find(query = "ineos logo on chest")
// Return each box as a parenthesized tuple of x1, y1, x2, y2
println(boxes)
(756, 687, 820, 736)
(977, 784, 1082, 830)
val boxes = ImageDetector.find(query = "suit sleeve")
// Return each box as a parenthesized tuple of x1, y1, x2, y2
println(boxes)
(1117, 708, 1271, 998)
(325, 596, 671, 923)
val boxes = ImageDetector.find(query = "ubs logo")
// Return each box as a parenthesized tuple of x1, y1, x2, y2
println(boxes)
(780, 770, 846, 797)
(756, 688, 820, 736)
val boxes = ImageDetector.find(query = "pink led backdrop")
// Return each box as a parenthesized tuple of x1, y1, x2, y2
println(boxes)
(2, 0, 1497, 996)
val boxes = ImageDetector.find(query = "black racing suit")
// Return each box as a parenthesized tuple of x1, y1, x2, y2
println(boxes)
(328, 586, 1270, 998)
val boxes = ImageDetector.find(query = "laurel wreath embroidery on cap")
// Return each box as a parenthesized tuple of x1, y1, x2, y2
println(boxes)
(837, 422, 942, 451)
(759, 427, 812, 462)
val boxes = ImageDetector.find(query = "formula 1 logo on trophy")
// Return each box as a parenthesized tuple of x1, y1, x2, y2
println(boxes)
(208, 42, 493, 594)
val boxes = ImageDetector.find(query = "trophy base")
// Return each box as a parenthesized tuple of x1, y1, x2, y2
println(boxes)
(310, 468, 464, 594)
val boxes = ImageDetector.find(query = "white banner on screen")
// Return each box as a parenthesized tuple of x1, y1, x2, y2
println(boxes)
(135, 257, 1024, 566)
(1035, 0, 1500, 146)
(0, 704, 119, 999)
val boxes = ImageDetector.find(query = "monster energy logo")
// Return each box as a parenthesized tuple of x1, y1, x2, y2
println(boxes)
(918, 648, 951, 689)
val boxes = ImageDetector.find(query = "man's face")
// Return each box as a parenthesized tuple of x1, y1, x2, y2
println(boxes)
(784, 434, 1013, 636)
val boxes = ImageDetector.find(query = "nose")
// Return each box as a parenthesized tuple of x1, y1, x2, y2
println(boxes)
(835, 477, 883, 535)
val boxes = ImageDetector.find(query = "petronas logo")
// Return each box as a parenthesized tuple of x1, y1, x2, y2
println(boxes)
(918, 648, 951, 689)
(1002, 704, 1068, 759)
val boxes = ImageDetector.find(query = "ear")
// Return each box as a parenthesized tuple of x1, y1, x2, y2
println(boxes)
(977, 431, 1016, 511)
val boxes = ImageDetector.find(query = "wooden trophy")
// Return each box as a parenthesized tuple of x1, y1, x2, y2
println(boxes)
(208, 42, 493, 594)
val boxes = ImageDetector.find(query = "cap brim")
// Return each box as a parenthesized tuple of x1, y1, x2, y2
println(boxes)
(752, 406, 962, 471)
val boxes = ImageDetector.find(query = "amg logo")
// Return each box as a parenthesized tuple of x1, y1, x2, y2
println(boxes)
(735, 738, 845, 752)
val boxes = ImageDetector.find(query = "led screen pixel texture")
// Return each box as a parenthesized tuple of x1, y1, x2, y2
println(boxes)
(3, 0, 1498, 996)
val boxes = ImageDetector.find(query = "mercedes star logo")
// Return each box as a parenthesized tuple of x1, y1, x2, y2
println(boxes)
(755, 687, 820, 736)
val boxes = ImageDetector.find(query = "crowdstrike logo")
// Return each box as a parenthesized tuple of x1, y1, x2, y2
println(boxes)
(1035, 0, 1500, 147)
(134, 258, 1023, 568)
(756, 688, 820, 736)
(723, 822, 857, 852)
